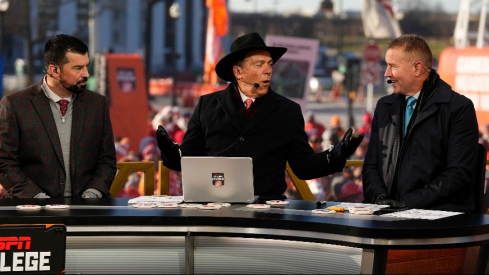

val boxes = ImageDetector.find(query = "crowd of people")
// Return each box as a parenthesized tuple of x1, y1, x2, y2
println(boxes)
(285, 112, 372, 202)
(114, 105, 192, 198)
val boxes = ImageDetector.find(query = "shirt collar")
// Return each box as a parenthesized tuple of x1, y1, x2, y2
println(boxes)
(237, 85, 255, 104)
(42, 76, 75, 103)
(405, 91, 420, 101)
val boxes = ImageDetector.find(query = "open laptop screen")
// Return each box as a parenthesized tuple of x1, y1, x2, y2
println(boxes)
(181, 157, 255, 203)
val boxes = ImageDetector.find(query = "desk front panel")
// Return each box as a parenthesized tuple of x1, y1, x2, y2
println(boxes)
(1, 199, 489, 274)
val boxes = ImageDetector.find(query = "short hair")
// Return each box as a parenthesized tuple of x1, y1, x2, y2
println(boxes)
(43, 34, 88, 71)
(387, 34, 432, 69)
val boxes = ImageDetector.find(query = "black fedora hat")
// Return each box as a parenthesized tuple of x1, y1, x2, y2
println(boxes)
(215, 33, 287, 82)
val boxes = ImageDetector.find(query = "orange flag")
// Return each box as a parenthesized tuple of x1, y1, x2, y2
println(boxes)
(204, 0, 228, 84)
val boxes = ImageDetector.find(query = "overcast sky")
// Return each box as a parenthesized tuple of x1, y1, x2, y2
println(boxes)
(228, 0, 464, 15)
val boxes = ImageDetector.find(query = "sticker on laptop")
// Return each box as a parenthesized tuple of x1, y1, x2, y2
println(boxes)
(212, 173, 225, 187)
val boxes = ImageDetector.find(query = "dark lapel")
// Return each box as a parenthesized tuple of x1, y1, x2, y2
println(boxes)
(70, 92, 87, 164)
(415, 83, 450, 124)
(242, 89, 279, 134)
(217, 85, 242, 132)
(385, 94, 401, 132)
(30, 83, 64, 168)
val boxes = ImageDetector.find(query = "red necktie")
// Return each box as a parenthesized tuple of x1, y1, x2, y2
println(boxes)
(244, 98, 253, 109)
(58, 100, 69, 117)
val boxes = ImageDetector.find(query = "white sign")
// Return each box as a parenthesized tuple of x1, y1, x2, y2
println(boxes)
(265, 35, 319, 111)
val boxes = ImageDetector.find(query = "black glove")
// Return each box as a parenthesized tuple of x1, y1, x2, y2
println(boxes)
(389, 199, 407, 209)
(330, 127, 364, 159)
(372, 193, 407, 209)
(372, 193, 390, 205)
(156, 125, 181, 165)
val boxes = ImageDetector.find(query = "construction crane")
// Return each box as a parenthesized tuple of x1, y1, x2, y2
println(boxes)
(454, 0, 489, 48)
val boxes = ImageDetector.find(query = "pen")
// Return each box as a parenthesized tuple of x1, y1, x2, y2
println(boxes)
(328, 206, 345, 212)
(316, 201, 327, 206)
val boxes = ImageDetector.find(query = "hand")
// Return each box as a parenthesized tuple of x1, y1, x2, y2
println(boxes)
(330, 128, 364, 160)
(389, 199, 407, 209)
(372, 193, 390, 205)
(156, 125, 181, 164)
(340, 128, 364, 158)
(372, 193, 407, 209)
(82, 189, 102, 198)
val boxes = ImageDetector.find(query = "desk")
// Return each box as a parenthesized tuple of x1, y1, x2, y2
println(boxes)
(0, 199, 488, 274)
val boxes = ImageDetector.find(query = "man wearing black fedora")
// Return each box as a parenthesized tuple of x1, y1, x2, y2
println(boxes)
(157, 32, 363, 200)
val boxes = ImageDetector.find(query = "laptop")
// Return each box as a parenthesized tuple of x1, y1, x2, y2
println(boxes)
(181, 156, 256, 203)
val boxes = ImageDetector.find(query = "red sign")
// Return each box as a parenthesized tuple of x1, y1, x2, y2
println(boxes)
(363, 41, 382, 62)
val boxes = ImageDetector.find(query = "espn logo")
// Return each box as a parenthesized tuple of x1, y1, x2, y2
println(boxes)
(0, 237, 31, 251)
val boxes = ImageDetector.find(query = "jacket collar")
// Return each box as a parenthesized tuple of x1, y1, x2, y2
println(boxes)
(383, 75, 452, 130)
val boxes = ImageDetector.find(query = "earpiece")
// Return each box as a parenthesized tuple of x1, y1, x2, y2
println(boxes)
(54, 67, 58, 74)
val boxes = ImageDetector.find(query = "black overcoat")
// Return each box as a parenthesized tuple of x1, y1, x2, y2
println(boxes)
(363, 78, 479, 212)
(179, 84, 344, 198)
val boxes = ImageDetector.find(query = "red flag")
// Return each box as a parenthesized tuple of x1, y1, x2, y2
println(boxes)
(204, 0, 228, 84)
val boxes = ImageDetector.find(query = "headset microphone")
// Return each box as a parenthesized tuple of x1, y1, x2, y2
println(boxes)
(44, 69, 87, 94)
(387, 80, 393, 84)
(237, 78, 259, 88)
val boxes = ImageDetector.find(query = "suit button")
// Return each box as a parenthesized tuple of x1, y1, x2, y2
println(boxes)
(239, 137, 245, 142)
(60, 180, 65, 185)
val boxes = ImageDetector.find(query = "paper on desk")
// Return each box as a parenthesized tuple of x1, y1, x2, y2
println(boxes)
(382, 209, 462, 220)
(128, 196, 184, 205)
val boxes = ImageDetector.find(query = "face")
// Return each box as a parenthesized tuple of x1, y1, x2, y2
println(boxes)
(57, 52, 90, 95)
(234, 49, 273, 98)
(384, 47, 419, 96)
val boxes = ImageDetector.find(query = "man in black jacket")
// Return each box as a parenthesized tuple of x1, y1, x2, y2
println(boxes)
(363, 34, 479, 212)
(157, 32, 363, 200)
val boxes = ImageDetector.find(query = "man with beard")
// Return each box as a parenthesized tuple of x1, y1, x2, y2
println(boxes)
(157, 33, 363, 200)
(0, 34, 116, 198)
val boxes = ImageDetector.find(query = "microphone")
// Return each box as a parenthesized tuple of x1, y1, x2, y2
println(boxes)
(237, 78, 259, 88)
(387, 80, 393, 84)
(44, 69, 87, 94)
(44, 69, 64, 84)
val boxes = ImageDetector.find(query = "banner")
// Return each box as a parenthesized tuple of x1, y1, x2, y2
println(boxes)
(105, 54, 149, 153)
(203, 0, 228, 84)
(439, 46, 489, 127)
(265, 35, 319, 111)
(361, 0, 402, 39)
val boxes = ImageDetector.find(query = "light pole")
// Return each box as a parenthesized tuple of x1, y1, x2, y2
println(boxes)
(169, 1, 180, 107)
(0, 0, 9, 56)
